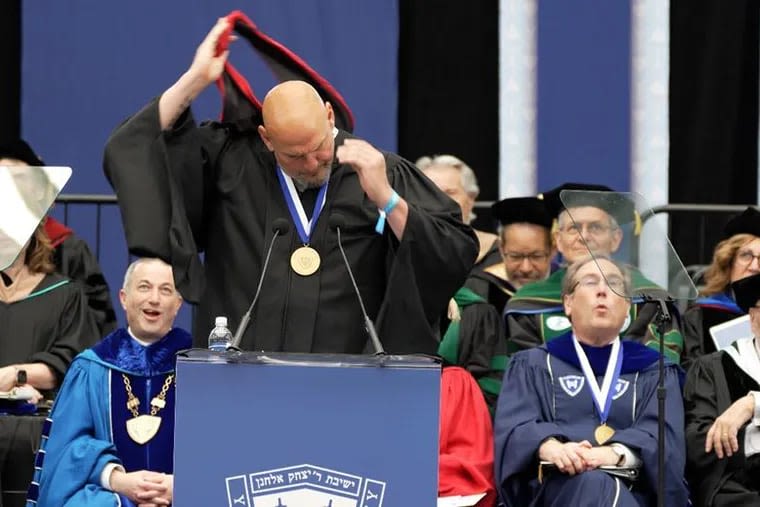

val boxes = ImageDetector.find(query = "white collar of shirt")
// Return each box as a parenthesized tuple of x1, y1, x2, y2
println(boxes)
(126, 327, 153, 348)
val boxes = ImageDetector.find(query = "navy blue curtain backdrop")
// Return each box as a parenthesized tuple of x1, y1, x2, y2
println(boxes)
(5, 1, 759, 331)
(20, 1, 399, 332)
(536, 0, 631, 193)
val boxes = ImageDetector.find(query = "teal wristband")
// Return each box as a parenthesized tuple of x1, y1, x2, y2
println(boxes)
(382, 191, 400, 215)
(375, 190, 400, 234)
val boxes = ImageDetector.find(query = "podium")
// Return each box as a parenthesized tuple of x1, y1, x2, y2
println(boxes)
(173, 350, 441, 506)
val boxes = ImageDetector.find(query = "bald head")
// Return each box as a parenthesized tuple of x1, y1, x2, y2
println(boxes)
(261, 81, 328, 142)
(258, 81, 336, 187)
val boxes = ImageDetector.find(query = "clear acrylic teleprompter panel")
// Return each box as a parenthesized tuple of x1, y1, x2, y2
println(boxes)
(0, 166, 71, 270)
(558, 189, 697, 303)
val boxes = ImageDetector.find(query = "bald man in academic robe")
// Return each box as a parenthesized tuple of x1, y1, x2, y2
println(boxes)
(104, 18, 477, 354)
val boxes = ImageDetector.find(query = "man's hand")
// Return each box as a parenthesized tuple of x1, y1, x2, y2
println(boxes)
(538, 439, 592, 476)
(14, 384, 43, 404)
(187, 18, 232, 88)
(577, 446, 620, 469)
(159, 17, 233, 130)
(137, 474, 173, 507)
(110, 470, 170, 505)
(336, 139, 392, 208)
(706, 393, 755, 459)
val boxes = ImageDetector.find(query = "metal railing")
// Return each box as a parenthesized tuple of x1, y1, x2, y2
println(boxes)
(55, 194, 118, 260)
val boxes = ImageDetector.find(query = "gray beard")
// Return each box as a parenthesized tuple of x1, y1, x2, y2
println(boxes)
(292, 170, 331, 192)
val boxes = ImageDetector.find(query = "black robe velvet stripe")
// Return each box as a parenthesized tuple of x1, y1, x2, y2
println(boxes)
(104, 99, 477, 354)
(682, 304, 742, 368)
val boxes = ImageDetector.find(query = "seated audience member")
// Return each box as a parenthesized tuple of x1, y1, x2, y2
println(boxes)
(684, 271, 760, 507)
(27, 258, 189, 507)
(466, 196, 554, 314)
(0, 139, 117, 336)
(494, 256, 687, 506)
(505, 183, 684, 362)
(418, 155, 506, 410)
(683, 207, 760, 365)
(417, 155, 500, 271)
(439, 367, 496, 506)
(0, 224, 97, 507)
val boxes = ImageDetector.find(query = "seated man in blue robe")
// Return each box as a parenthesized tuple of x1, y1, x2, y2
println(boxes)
(27, 257, 190, 507)
(494, 255, 687, 506)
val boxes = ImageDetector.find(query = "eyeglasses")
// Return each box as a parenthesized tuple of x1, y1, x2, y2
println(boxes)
(559, 222, 614, 237)
(570, 274, 626, 293)
(504, 252, 550, 264)
(736, 250, 760, 266)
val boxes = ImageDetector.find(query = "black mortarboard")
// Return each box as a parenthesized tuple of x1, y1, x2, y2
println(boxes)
(731, 272, 760, 313)
(538, 182, 639, 232)
(491, 197, 553, 229)
(0, 139, 44, 167)
(213, 11, 354, 132)
(723, 207, 760, 239)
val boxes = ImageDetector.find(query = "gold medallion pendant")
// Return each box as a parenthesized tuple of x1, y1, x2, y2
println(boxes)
(126, 415, 162, 445)
(290, 246, 321, 276)
(594, 423, 616, 445)
(122, 373, 174, 445)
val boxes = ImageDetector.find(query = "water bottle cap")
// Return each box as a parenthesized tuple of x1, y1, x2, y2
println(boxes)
(215, 316, 228, 327)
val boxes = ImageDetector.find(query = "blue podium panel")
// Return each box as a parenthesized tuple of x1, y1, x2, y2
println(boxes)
(173, 351, 441, 507)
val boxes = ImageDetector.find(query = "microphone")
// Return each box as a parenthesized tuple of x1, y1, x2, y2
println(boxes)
(229, 218, 291, 350)
(329, 213, 386, 355)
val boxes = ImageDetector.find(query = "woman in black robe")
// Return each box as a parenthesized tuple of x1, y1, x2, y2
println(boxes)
(683, 207, 760, 367)
(0, 226, 97, 507)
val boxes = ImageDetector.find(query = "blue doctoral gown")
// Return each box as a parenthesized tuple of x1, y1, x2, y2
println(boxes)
(493, 332, 688, 507)
(26, 328, 191, 507)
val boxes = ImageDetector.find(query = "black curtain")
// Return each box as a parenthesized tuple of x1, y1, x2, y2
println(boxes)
(0, 0, 21, 142)
(398, 0, 499, 231)
(669, 0, 759, 266)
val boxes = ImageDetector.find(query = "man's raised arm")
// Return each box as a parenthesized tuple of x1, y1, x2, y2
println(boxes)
(159, 17, 230, 130)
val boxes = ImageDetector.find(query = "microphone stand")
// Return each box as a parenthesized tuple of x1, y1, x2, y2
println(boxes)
(643, 293, 672, 507)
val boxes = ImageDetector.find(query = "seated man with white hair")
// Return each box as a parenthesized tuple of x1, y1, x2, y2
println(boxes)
(417, 154, 500, 272)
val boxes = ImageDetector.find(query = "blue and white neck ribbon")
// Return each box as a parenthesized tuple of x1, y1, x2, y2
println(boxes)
(572, 335, 623, 425)
(276, 167, 329, 244)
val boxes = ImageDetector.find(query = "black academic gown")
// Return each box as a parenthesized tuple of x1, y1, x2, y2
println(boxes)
(0, 273, 97, 506)
(682, 295, 743, 368)
(104, 99, 477, 354)
(0, 273, 98, 382)
(684, 344, 760, 507)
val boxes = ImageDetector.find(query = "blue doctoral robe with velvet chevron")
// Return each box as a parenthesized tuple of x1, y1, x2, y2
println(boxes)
(26, 328, 191, 507)
(493, 332, 688, 507)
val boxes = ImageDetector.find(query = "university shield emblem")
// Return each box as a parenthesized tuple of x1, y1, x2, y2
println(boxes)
(612, 378, 630, 400)
(558, 375, 585, 397)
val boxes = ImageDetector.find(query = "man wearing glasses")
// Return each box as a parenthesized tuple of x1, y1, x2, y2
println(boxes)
(494, 256, 687, 506)
(504, 183, 684, 363)
(463, 196, 555, 318)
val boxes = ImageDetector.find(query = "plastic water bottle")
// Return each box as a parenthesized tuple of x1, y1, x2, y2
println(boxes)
(208, 316, 233, 352)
